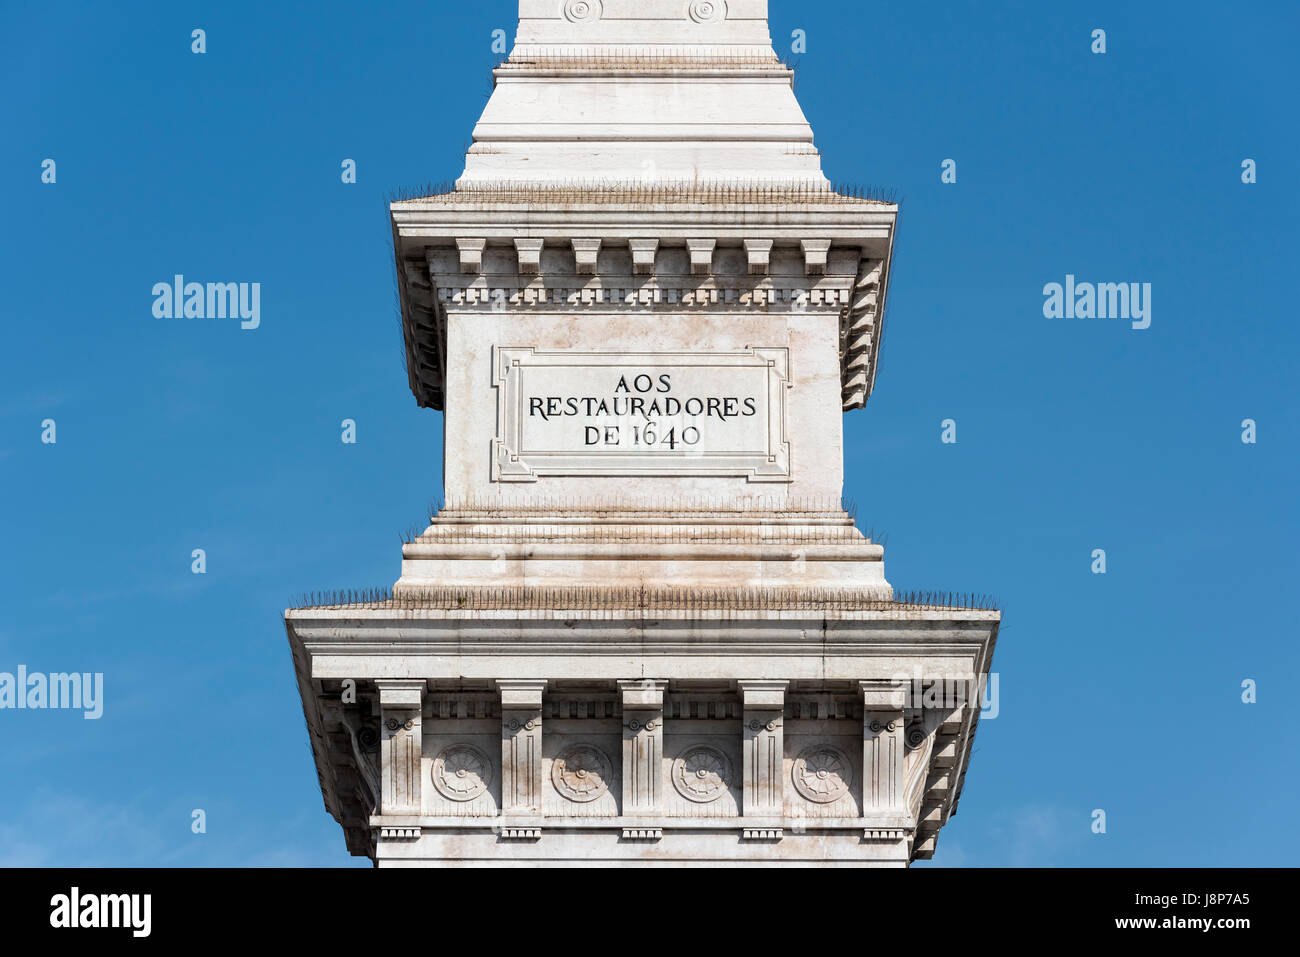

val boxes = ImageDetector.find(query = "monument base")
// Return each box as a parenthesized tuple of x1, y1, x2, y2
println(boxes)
(285, 594, 998, 866)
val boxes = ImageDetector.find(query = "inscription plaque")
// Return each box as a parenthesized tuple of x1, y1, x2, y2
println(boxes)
(491, 347, 793, 482)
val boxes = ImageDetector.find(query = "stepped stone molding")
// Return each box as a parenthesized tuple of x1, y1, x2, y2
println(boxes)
(472, 0, 819, 187)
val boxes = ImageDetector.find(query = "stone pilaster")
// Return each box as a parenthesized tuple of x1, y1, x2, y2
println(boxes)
(860, 679, 906, 812)
(739, 680, 788, 816)
(497, 679, 546, 814)
(619, 680, 669, 817)
(376, 679, 425, 815)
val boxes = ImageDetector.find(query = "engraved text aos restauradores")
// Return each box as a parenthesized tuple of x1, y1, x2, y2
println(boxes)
(527, 372, 759, 450)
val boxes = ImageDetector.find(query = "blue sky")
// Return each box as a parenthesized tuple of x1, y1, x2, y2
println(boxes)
(1, 0, 1295, 866)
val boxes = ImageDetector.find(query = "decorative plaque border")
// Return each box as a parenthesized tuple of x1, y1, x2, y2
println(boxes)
(491, 346, 793, 482)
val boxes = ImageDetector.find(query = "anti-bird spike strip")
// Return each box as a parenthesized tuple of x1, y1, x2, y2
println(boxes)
(285, 0, 997, 866)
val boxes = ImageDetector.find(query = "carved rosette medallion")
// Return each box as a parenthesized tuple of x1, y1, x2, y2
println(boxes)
(672, 745, 732, 803)
(551, 745, 611, 803)
(792, 745, 851, 804)
(432, 744, 493, 802)
(563, 0, 602, 23)
(688, 0, 726, 24)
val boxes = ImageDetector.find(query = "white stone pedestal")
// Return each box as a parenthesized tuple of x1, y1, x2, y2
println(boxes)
(286, 0, 998, 867)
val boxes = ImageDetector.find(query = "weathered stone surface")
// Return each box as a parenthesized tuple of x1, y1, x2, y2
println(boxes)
(286, 0, 998, 866)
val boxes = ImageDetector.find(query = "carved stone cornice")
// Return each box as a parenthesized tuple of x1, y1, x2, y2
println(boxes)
(392, 197, 896, 413)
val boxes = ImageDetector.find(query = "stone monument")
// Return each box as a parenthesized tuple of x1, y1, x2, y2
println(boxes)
(286, 0, 999, 866)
